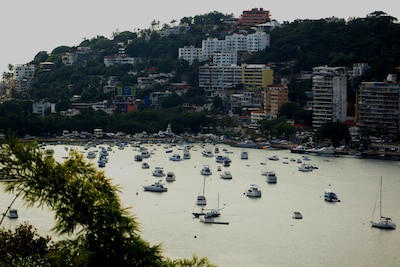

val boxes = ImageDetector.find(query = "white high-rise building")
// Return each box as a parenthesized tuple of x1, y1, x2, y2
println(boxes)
(199, 64, 242, 92)
(211, 51, 237, 67)
(202, 38, 227, 61)
(246, 31, 270, 53)
(312, 66, 347, 128)
(178, 45, 203, 64)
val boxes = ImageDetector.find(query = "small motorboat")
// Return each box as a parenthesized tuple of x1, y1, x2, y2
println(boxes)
(143, 180, 167, 192)
(200, 165, 212, 176)
(246, 184, 261, 198)
(220, 171, 232, 179)
(142, 162, 150, 169)
(8, 209, 18, 219)
(292, 211, 303, 219)
(166, 171, 176, 182)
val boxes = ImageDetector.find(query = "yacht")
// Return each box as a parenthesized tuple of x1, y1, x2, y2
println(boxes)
(134, 154, 143, 162)
(166, 172, 176, 182)
(223, 158, 231, 167)
(152, 167, 165, 177)
(324, 188, 340, 202)
(169, 154, 182, 161)
(220, 171, 233, 179)
(246, 184, 262, 198)
(201, 149, 214, 157)
(87, 151, 96, 159)
(183, 150, 191, 159)
(196, 195, 207, 206)
(141, 162, 150, 169)
(200, 165, 212, 176)
(7, 209, 18, 219)
(215, 155, 225, 163)
(240, 150, 249, 160)
(290, 145, 307, 154)
(143, 180, 167, 192)
(268, 155, 279, 161)
(141, 150, 151, 158)
(292, 211, 303, 219)
(266, 170, 277, 183)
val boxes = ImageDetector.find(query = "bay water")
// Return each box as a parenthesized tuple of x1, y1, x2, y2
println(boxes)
(2, 142, 400, 267)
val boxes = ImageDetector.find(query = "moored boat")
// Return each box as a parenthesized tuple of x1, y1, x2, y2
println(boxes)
(246, 184, 261, 198)
(143, 180, 167, 192)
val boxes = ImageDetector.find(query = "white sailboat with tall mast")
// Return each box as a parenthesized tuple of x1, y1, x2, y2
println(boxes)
(192, 176, 221, 218)
(370, 176, 396, 230)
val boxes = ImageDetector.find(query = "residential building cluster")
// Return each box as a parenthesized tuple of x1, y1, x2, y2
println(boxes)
(178, 31, 270, 65)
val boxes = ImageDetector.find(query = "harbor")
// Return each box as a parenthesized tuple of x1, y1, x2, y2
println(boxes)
(1, 142, 400, 266)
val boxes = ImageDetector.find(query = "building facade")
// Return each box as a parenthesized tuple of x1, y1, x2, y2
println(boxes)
(312, 66, 347, 128)
(357, 77, 400, 136)
(242, 64, 274, 90)
(264, 84, 289, 117)
(238, 8, 270, 28)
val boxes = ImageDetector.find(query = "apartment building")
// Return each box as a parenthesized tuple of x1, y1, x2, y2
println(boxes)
(312, 66, 347, 128)
(242, 64, 274, 90)
(13, 64, 35, 95)
(178, 45, 203, 64)
(357, 75, 400, 136)
(238, 8, 270, 28)
(199, 64, 243, 92)
(246, 31, 270, 53)
(180, 31, 270, 64)
(264, 84, 289, 117)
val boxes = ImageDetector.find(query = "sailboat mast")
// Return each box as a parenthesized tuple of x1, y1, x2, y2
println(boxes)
(379, 176, 383, 218)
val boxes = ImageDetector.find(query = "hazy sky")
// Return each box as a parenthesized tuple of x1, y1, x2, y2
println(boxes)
(1, 1, 399, 75)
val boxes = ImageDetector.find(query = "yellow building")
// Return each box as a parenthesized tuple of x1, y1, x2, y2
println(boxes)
(242, 64, 273, 90)
(264, 84, 289, 117)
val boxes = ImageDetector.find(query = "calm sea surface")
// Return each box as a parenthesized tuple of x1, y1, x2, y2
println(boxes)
(2, 142, 400, 267)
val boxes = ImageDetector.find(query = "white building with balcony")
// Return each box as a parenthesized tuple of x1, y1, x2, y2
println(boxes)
(312, 66, 347, 128)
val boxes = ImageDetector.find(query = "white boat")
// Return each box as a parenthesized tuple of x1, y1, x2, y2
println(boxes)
(215, 155, 225, 163)
(266, 170, 277, 184)
(152, 167, 165, 177)
(169, 153, 182, 161)
(7, 209, 18, 219)
(292, 211, 303, 219)
(141, 162, 150, 169)
(371, 176, 396, 230)
(223, 158, 231, 167)
(87, 150, 96, 159)
(246, 184, 262, 198)
(183, 150, 191, 159)
(200, 165, 212, 176)
(324, 188, 340, 202)
(141, 150, 151, 158)
(193, 193, 222, 218)
(143, 180, 167, 192)
(220, 171, 232, 179)
(196, 195, 207, 206)
(268, 155, 279, 161)
(196, 176, 207, 206)
(261, 152, 277, 183)
(240, 150, 249, 160)
(298, 163, 313, 172)
(134, 154, 143, 162)
(201, 149, 214, 157)
(290, 145, 307, 154)
(166, 171, 176, 182)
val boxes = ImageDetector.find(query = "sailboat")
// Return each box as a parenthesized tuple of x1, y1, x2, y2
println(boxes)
(370, 176, 396, 230)
(261, 150, 277, 183)
(192, 177, 222, 218)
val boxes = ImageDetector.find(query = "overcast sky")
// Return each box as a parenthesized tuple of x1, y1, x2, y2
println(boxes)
(1, 0, 398, 75)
